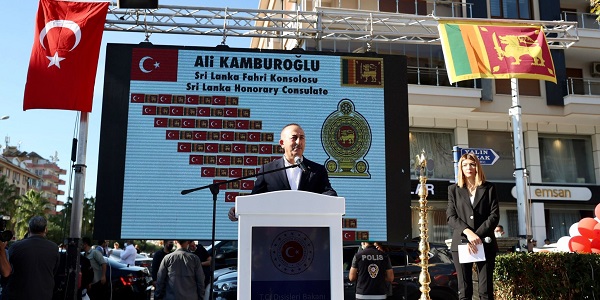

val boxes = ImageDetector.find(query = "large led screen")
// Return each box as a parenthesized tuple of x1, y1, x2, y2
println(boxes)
(95, 44, 410, 242)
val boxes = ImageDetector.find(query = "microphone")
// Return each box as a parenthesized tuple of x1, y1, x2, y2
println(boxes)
(294, 156, 307, 173)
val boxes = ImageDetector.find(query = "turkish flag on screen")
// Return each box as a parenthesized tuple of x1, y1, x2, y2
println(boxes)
(23, 0, 109, 112)
(130, 48, 178, 81)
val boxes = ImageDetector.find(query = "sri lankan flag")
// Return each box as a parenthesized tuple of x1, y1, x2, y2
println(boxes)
(437, 21, 556, 84)
(341, 57, 384, 87)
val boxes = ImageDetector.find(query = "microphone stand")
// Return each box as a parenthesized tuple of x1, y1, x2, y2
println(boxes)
(181, 162, 302, 300)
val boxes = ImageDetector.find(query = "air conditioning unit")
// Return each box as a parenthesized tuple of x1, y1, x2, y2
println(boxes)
(591, 62, 600, 77)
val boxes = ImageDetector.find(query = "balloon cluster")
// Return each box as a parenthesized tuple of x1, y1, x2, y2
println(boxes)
(555, 203, 600, 253)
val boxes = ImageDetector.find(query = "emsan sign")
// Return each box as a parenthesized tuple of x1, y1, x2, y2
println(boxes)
(511, 186, 592, 201)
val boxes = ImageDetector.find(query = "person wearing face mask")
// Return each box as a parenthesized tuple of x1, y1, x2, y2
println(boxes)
(447, 153, 499, 300)
(494, 225, 505, 238)
(228, 123, 337, 221)
(155, 240, 204, 300)
(151, 240, 174, 286)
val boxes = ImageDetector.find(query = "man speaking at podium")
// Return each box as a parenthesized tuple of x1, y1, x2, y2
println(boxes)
(229, 123, 337, 221)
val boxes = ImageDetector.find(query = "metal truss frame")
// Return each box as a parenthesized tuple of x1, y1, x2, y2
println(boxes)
(104, 3, 579, 49)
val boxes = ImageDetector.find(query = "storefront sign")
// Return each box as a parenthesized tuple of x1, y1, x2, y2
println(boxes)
(511, 186, 592, 201)
(411, 183, 435, 196)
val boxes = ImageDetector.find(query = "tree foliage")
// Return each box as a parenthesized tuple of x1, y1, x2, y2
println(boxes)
(592, 0, 600, 18)
(58, 196, 96, 239)
(0, 175, 19, 230)
(0, 175, 97, 245)
(13, 189, 50, 239)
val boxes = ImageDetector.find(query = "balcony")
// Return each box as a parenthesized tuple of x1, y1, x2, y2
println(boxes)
(42, 174, 59, 183)
(562, 11, 600, 30)
(429, 0, 474, 18)
(41, 185, 59, 194)
(563, 77, 600, 115)
(407, 66, 478, 88)
(563, 11, 600, 52)
(566, 77, 600, 96)
(406, 66, 482, 118)
(47, 197, 59, 205)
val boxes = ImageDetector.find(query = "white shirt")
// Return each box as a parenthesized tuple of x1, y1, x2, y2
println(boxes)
(120, 244, 137, 266)
(284, 156, 302, 190)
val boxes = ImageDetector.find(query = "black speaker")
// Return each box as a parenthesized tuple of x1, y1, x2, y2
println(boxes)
(117, 0, 159, 9)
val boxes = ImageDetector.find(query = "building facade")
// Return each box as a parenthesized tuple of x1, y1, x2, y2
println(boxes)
(253, 0, 600, 244)
(1, 145, 66, 214)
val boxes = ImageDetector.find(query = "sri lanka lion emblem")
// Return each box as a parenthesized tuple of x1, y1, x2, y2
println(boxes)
(321, 99, 371, 178)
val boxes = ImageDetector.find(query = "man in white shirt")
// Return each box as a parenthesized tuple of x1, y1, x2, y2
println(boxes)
(119, 240, 137, 266)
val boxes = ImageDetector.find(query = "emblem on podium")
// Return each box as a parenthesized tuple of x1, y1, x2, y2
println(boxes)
(321, 99, 372, 177)
(270, 230, 314, 275)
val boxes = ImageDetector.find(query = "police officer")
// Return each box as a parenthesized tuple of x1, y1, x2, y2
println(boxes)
(349, 241, 394, 299)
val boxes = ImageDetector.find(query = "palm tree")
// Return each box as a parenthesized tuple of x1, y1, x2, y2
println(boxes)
(0, 175, 19, 232)
(81, 196, 96, 237)
(13, 189, 50, 239)
(59, 195, 96, 239)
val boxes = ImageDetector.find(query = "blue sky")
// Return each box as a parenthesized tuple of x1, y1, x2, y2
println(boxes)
(0, 0, 254, 204)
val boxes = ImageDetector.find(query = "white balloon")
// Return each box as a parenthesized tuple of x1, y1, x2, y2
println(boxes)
(556, 236, 571, 252)
(569, 222, 581, 237)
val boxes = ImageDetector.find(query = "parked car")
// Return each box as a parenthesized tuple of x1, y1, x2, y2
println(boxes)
(105, 257, 152, 300)
(205, 240, 238, 270)
(210, 242, 458, 300)
(342, 243, 458, 300)
(207, 266, 238, 299)
(53, 252, 151, 300)
(109, 248, 153, 273)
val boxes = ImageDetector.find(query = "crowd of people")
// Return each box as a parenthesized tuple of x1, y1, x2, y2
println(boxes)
(0, 218, 213, 300)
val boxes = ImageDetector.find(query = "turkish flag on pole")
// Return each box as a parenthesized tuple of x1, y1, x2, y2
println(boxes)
(23, 0, 109, 112)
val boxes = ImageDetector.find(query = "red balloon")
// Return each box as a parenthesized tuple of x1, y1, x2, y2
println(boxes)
(596, 203, 600, 219)
(578, 218, 599, 240)
(594, 223, 600, 240)
(569, 236, 591, 253)
(591, 238, 600, 254)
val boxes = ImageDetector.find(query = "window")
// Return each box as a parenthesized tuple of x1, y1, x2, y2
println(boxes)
(468, 131, 515, 181)
(539, 136, 596, 184)
(490, 0, 532, 19)
(495, 79, 540, 96)
(409, 130, 454, 180)
(506, 210, 518, 237)
(379, 0, 427, 15)
(546, 210, 580, 242)
(411, 209, 450, 244)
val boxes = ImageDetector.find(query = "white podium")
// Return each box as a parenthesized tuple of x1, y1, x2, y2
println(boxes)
(235, 190, 345, 300)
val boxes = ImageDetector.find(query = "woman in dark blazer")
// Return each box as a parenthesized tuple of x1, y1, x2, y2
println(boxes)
(447, 153, 499, 300)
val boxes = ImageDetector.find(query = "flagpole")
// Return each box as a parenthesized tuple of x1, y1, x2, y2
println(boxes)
(509, 78, 530, 247)
(67, 112, 89, 299)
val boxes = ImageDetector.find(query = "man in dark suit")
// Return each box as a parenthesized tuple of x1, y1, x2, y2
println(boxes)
(5, 216, 60, 300)
(447, 153, 499, 300)
(229, 123, 337, 221)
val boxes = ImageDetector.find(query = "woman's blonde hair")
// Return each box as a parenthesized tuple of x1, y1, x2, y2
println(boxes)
(457, 153, 486, 188)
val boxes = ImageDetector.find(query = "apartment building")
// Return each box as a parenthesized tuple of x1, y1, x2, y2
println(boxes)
(0, 155, 40, 197)
(1, 146, 66, 214)
(253, 0, 600, 243)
